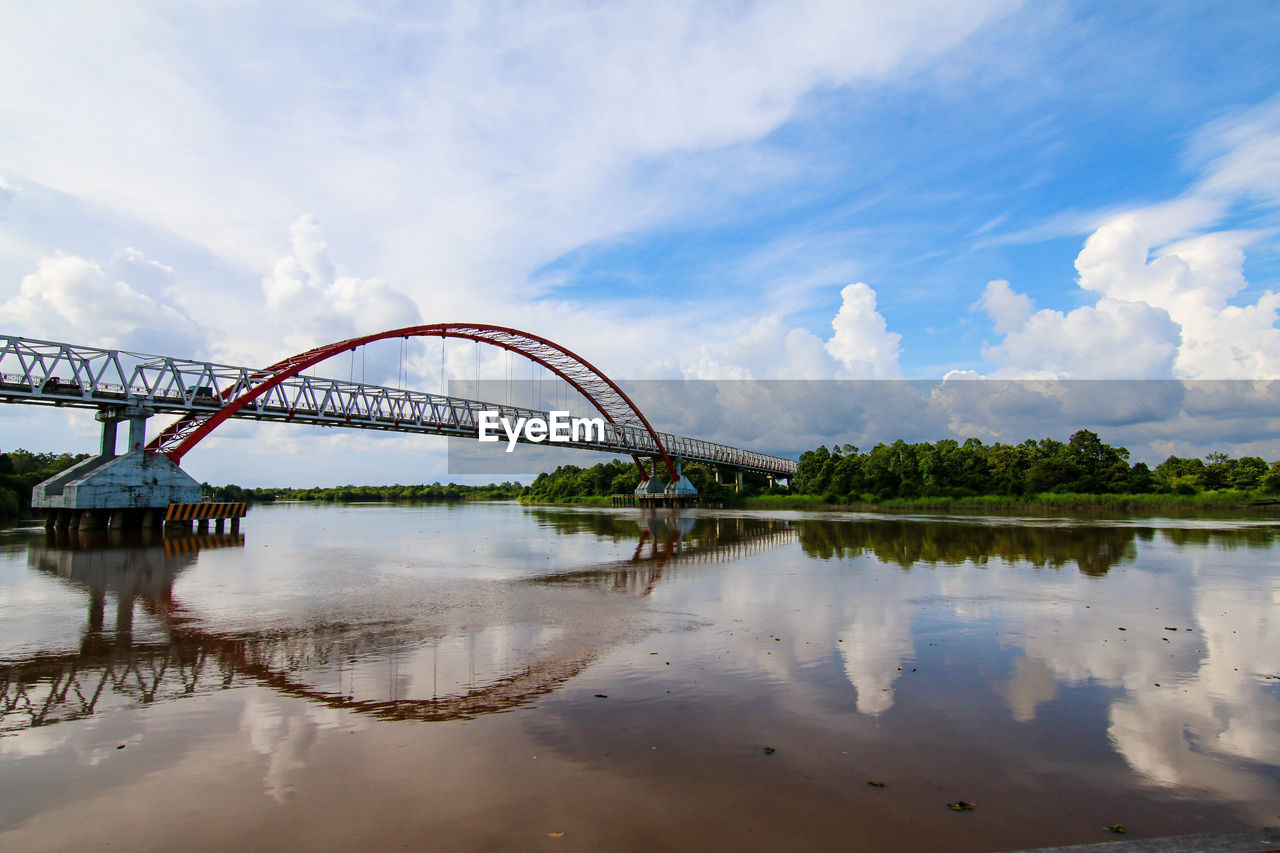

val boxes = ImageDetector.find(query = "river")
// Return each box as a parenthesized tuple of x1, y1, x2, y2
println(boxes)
(1, 502, 1278, 851)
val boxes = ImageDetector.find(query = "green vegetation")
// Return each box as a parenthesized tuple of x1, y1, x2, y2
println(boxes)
(509, 429, 1280, 513)
(203, 481, 524, 503)
(8, 427, 1280, 519)
(519, 459, 778, 502)
(0, 449, 91, 519)
(791, 430, 1280, 506)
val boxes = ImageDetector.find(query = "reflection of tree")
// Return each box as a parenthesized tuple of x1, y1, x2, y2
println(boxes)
(527, 508, 643, 540)
(1, 512, 794, 734)
(1157, 526, 1279, 549)
(797, 518, 1151, 576)
(531, 512, 794, 594)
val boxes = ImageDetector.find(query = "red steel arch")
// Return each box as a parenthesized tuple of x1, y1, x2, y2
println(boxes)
(146, 324, 678, 482)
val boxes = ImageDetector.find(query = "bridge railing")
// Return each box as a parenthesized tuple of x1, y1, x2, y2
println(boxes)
(0, 334, 797, 476)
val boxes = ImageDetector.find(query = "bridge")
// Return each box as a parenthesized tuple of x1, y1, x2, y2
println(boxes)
(0, 329, 796, 529)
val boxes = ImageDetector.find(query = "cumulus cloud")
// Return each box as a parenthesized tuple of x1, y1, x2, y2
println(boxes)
(261, 215, 422, 362)
(976, 280, 1032, 335)
(979, 97, 1280, 380)
(825, 283, 903, 378)
(1076, 219, 1280, 378)
(683, 281, 902, 379)
(980, 219, 1280, 379)
(978, 280, 1180, 379)
(0, 248, 207, 355)
(682, 314, 832, 380)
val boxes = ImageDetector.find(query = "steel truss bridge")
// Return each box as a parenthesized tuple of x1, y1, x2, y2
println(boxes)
(0, 331, 796, 480)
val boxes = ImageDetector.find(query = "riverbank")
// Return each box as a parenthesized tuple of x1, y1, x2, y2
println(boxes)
(519, 490, 1280, 517)
(740, 490, 1280, 516)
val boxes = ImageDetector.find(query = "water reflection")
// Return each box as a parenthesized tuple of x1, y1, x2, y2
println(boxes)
(2, 506, 1279, 843)
(3, 529, 244, 733)
(794, 515, 1279, 575)
(531, 510, 795, 594)
(1, 512, 792, 734)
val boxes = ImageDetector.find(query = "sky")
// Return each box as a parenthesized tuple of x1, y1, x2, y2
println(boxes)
(2, 1, 1280, 485)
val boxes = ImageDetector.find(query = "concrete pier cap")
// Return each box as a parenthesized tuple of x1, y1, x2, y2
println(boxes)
(32, 450, 202, 512)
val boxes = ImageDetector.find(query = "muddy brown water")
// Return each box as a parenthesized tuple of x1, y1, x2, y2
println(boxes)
(1, 502, 1277, 851)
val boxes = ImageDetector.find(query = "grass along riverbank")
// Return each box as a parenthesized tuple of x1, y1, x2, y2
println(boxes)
(738, 489, 1280, 515)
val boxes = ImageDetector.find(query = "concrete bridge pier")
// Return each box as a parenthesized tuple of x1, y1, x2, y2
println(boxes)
(32, 404, 204, 532)
(76, 509, 108, 531)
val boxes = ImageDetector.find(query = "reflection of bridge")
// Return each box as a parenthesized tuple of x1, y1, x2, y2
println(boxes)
(0, 330, 795, 500)
(0, 514, 793, 733)
(534, 512, 796, 595)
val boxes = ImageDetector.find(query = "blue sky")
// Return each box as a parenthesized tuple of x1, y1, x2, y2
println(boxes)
(2, 1, 1280, 484)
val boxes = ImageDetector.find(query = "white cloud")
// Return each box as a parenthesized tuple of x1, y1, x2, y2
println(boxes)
(0, 174, 14, 221)
(976, 279, 1032, 334)
(682, 314, 832, 380)
(0, 248, 207, 355)
(978, 280, 1180, 379)
(1076, 218, 1280, 379)
(825, 283, 903, 379)
(681, 281, 903, 379)
(1191, 96, 1280, 205)
(0, 1, 1015, 312)
(260, 214, 421, 363)
(978, 96, 1280, 380)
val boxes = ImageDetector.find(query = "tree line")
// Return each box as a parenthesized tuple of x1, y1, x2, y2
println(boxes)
(6, 428, 1280, 519)
(203, 481, 524, 503)
(0, 449, 90, 518)
(792, 429, 1280, 501)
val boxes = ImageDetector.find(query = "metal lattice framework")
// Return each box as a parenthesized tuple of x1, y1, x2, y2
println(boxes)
(0, 333, 798, 478)
(149, 324, 679, 480)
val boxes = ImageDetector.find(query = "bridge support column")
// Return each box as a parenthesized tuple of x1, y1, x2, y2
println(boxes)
(736, 470, 743, 493)
(76, 509, 107, 531)
(127, 408, 150, 453)
(87, 590, 105, 633)
(98, 415, 118, 457)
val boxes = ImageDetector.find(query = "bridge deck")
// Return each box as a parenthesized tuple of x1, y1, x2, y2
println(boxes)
(0, 335, 796, 477)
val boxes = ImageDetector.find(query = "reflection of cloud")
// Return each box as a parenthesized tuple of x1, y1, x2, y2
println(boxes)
(1105, 565, 1280, 799)
(0, 726, 69, 759)
(678, 517, 1280, 817)
(1002, 657, 1057, 723)
(838, 604, 913, 715)
(240, 691, 356, 803)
